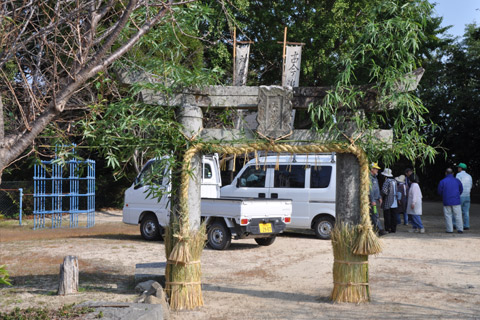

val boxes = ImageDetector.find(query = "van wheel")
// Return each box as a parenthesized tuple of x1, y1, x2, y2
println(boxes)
(140, 215, 162, 241)
(254, 236, 276, 246)
(207, 221, 231, 250)
(313, 216, 335, 240)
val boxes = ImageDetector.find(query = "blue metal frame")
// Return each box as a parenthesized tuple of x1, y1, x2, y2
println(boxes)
(33, 146, 95, 229)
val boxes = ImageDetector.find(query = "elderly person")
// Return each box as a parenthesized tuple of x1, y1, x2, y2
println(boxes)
(369, 162, 386, 236)
(456, 163, 472, 230)
(438, 168, 463, 233)
(381, 168, 398, 233)
(407, 174, 424, 233)
(395, 175, 408, 225)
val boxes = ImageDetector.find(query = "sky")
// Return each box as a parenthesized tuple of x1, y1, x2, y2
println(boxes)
(429, 0, 479, 38)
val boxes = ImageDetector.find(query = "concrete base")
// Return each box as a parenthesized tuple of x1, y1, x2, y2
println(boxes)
(79, 302, 164, 320)
(135, 262, 166, 287)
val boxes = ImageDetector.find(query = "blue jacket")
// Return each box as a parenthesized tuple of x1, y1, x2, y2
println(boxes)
(438, 174, 463, 206)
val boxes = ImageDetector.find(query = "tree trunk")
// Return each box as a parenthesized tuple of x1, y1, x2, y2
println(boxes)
(57, 256, 79, 295)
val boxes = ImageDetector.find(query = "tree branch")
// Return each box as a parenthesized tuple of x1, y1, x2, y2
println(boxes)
(0, 95, 4, 146)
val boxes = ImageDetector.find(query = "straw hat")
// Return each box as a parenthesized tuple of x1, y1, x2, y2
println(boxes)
(395, 175, 406, 183)
(381, 168, 393, 177)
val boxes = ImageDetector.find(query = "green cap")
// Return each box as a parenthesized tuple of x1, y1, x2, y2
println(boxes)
(457, 163, 467, 170)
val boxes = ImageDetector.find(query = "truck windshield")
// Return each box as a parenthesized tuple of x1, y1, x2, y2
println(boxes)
(137, 160, 167, 186)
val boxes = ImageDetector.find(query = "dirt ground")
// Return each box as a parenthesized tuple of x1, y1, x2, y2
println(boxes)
(1, 202, 479, 319)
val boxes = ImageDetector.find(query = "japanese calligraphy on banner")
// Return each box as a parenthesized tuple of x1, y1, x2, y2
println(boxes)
(283, 45, 302, 87)
(234, 44, 250, 86)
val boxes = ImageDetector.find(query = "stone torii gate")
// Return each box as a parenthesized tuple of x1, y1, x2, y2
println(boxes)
(122, 68, 424, 309)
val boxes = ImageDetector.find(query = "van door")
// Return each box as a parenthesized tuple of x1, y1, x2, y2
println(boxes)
(268, 165, 309, 228)
(124, 159, 170, 226)
(308, 165, 336, 219)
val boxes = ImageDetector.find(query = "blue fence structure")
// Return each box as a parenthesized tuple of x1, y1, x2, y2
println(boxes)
(33, 148, 95, 230)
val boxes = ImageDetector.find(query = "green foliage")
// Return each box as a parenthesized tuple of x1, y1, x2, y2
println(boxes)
(308, 0, 440, 166)
(418, 23, 480, 186)
(0, 265, 12, 286)
(0, 304, 95, 320)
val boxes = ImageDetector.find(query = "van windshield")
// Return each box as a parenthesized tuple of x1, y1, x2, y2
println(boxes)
(238, 166, 266, 188)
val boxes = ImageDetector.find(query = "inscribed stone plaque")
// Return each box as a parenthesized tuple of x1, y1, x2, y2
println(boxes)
(256, 86, 293, 139)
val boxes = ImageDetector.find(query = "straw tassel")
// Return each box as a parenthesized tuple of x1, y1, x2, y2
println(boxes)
(275, 153, 280, 170)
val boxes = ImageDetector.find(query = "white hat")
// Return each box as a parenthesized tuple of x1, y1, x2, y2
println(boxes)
(381, 168, 393, 177)
(395, 175, 406, 183)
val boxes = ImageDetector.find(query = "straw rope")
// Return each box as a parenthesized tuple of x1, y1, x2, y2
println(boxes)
(166, 140, 382, 309)
(167, 260, 201, 265)
(333, 282, 369, 286)
(165, 281, 202, 286)
(179, 141, 380, 256)
(335, 260, 369, 265)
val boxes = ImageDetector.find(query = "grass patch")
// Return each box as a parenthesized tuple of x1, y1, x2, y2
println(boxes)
(0, 303, 95, 320)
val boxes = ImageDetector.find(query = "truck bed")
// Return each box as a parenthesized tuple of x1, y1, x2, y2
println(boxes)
(201, 197, 292, 219)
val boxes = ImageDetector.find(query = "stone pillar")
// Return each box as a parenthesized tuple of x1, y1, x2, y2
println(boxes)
(336, 153, 361, 225)
(336, 114, 361, 226)
(177, 105, 203, 231)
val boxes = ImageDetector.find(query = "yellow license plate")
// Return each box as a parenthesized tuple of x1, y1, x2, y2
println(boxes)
(259, 223, 272, 233)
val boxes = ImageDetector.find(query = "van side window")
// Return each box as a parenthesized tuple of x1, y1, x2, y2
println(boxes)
(238, 166, 266, 188)
(203, 163, 213, 179)
(310, 166, 332, 188)
(273, 165, 305, 188)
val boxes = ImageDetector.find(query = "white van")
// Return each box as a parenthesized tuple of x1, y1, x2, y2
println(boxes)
(123, 155, 292, 250)
(220, 154, 336, 239)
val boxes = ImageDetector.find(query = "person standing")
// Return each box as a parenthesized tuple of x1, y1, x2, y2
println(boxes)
(404, 168, 414, 224)
(395, 175, 408, 225)
(381, 168, 398, 233)
(407, 174, 424, 233)
(369, 162, 386, 236)
(438, 168, 464, 233)
(456, 163, 472, 230)
(405, 168, 413, 188)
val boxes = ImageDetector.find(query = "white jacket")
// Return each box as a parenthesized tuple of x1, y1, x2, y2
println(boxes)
(456, 171, 472, 197)
(406, 183, 422, 216)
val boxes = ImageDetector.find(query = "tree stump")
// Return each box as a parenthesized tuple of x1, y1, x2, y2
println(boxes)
(57, 256, 79, 295)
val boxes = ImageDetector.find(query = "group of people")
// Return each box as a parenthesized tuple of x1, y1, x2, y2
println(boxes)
(369, 162, 473, 235)
(369, 163, 423, 235)
(438, 163, 472, 233)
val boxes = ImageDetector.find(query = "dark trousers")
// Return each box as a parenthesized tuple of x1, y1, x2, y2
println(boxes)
(383, 208, 397, 233)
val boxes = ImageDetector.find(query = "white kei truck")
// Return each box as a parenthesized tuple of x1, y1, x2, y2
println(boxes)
(221, 154, 337, 239)
(122, 155, 292, 250)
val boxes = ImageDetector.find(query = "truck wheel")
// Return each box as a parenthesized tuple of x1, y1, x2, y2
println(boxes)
(313, 216, 335, 240)
(140, 215, 162, 241)
(207, 221, 231, 250)
(254, 236, 276, 246)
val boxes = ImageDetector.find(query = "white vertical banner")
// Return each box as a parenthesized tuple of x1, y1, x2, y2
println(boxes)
(283, 45, 302, 87)
(234, 44, 250, 86)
